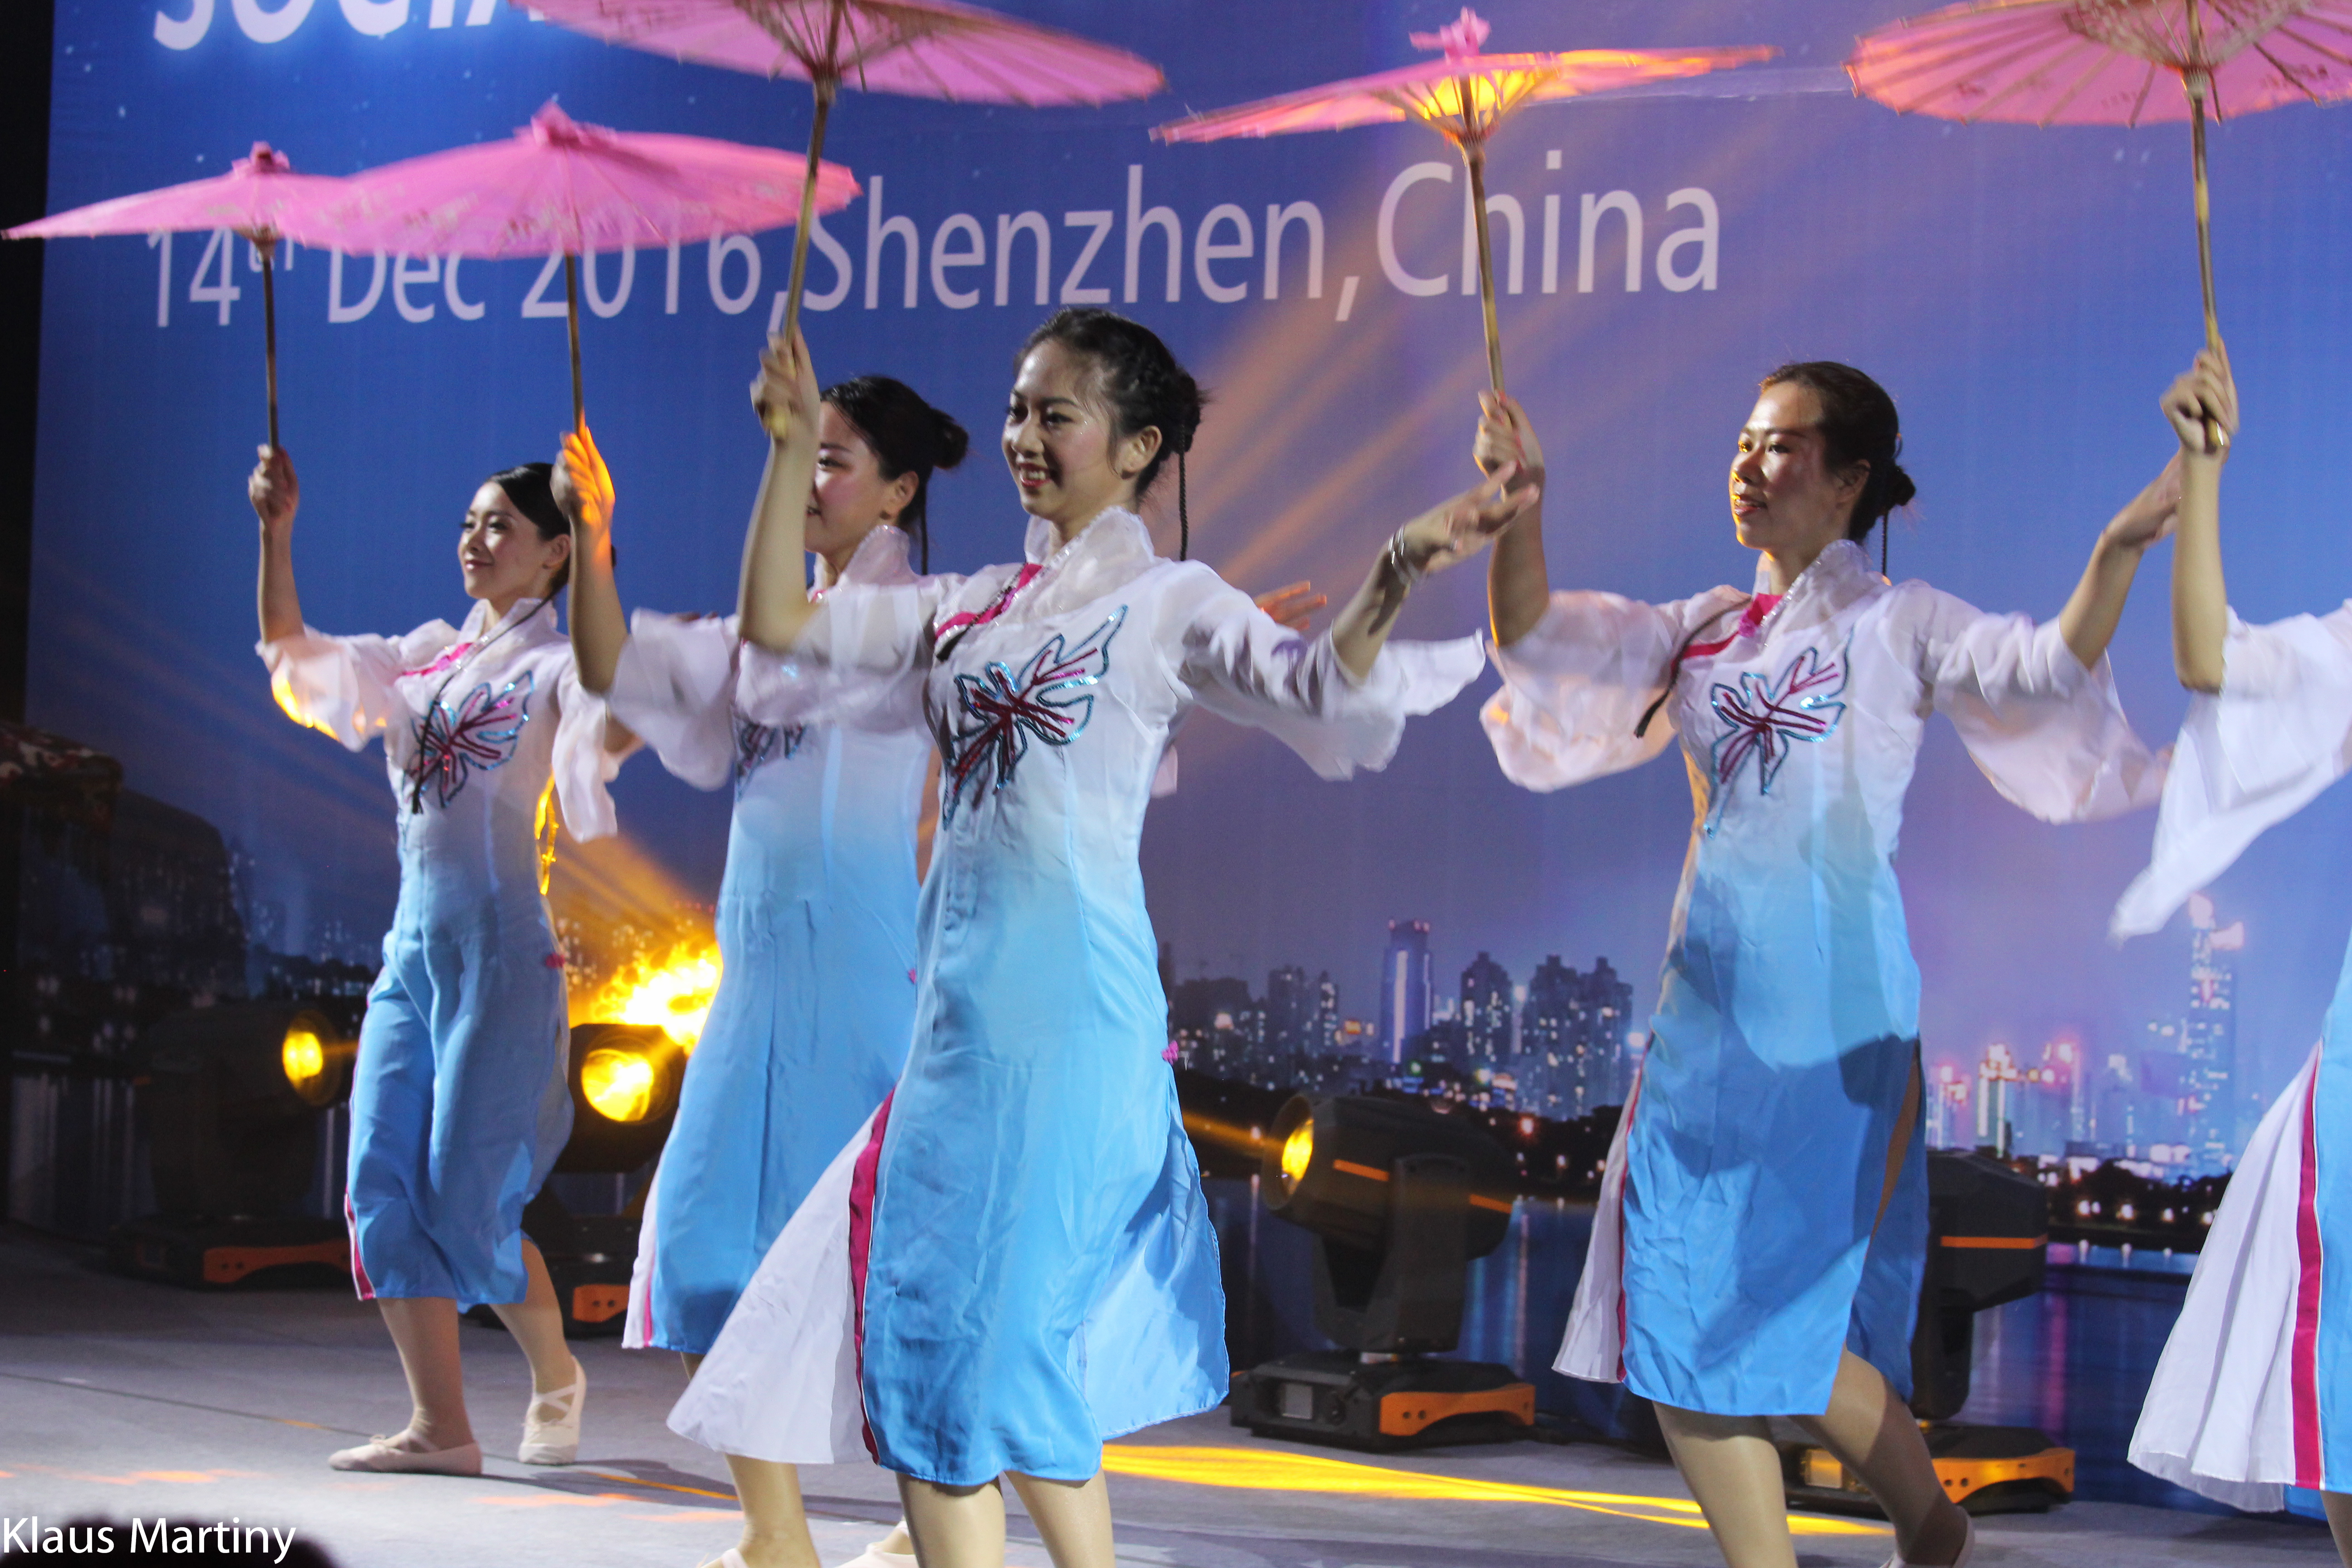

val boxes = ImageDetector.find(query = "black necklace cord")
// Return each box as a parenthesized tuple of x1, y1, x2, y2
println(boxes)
(407, 594, 553, 814)
(1176, 450, 1190, 562)
(1633, 597, 1749, 740)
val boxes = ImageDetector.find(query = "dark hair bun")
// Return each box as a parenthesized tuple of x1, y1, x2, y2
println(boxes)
(931, 406, 970, 471)
(1882, 460, 1917, 513)
(1758, 361, 1913, 543)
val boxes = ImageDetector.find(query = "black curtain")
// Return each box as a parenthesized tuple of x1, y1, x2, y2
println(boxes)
(0, 0, 55, 1221)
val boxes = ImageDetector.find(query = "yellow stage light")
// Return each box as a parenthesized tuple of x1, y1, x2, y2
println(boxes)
(580, 1046, 658, 1124)
(281, 1027, 324, 1089)
(1279, 1118, 1314, 1192)
(277, 1012, 355, 1109)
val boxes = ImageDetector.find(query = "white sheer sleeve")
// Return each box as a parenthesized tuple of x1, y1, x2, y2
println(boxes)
(1901, 583, 2161, 826)
(736, 578, 952, 735)
(605, 612, 738, 793)
(551, 655, 634, 843)
(1162, 564, 1480, 781)
(1479, 587, 1742, 791)
(2112, 605, 2352, 938)
(256, 620, 459, 752)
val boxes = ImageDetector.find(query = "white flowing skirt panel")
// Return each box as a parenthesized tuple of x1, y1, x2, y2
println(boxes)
(2131, 1047, 2316, 1512)
(666, 1113, 872, 1464)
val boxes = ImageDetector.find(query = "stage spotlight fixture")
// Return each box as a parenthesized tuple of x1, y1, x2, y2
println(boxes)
(486, 1021, 685, 1336)
(1235, 1093, 1536, 1450)
(109, 1000, 362, 1288)
(1782, 1149, 2076, 1516)
(554, 1021, 681, 1174)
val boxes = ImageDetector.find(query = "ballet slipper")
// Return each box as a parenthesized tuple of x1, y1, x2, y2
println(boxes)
(518, 1357, 586, 1465)
(834, 1541, 916, 1568)
(1881, 1512, 1974, 1568)
(327, 1435, 484, 1475)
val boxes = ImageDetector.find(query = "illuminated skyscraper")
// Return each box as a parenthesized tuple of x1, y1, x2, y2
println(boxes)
(1927, 1062, 1968, 1148)
(2182, 892, 2244, 1171)
(1518, 955, 1635, 1117)
(1314, 971, 1339, 1055)
(1377, 919, 1432, 1065)
(1264, 964, 1314, 1059)
(1460, 952, 1513, 1061)
(1976, 1042, 2019, 1156)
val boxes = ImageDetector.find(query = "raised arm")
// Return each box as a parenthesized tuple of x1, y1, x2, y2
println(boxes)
(1475, 394, 1550, 647)
(737, 330, 824, 653)
(556, 424, 625, 694)
(2164, 345, 2238, 693)
(1330, 463, 1535, 680)
(2053, 452, 2179, 670)
(250, 444, 304, 644)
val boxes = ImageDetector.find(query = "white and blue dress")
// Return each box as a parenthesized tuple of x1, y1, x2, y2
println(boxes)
(612, 526, 931, 1357)
(2117, 604, 2352, 1509)
(260, 598, 628, 1307)
(1482, 539, 2156, 1416)
(668, 508, 1480, 1484)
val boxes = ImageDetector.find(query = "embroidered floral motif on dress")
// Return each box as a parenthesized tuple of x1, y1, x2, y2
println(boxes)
(1707, 641, 1848, 798)
(732, 711, 807, 798)
(941, 608, 1125, 820)
(407, 671, 533, 811)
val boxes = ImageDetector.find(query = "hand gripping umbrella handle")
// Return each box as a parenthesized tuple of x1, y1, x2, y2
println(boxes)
(2189, 83, 2225, 452)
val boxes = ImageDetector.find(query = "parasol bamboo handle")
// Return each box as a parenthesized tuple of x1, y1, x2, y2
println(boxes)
(259, 235, 279, 452)
(564, 252, 584, 435)
(2189, 81, 2225, 451)
(780, 79, 836, 356)
(1465, 142, 1506, 396)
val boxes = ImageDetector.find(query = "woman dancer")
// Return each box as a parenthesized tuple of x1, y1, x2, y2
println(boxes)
(1473, 367, 2174, 1568)
(250, 444, 634, 1475)
(2111, 349, 2352, 1553)
(670, 308, 1514, 1568)
(558, 381, 965, 1568)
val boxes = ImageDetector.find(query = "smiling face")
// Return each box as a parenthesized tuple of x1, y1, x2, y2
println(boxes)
(1728, 381, 1867, 564)
(457, 481, 569, 609)
(807, 402, 918, 569)
(1002, 339, 1157, 534)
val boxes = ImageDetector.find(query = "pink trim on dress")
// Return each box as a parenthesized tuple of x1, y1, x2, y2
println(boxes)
(847, 1091, 897, 1463)
(344, 1191, 375, 1302)
(399, 641, 477, 681)
(2295, 1045, 2327, 1487)
(1614, 1070, 1644, 1382)
(632, 1198, 658, 1348)
(931, 565, 1041, 655)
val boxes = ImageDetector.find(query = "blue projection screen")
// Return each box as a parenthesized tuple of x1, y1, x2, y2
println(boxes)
(26, 0, 2352, 1156)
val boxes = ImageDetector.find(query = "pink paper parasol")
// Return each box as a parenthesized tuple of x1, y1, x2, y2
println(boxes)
(1154, 9, 1775, 392)
(10, 144, 352, 448)
(291, 102, 857, 431)
(1849, 0, 2352, 368)
(524, 0, 1163, 346)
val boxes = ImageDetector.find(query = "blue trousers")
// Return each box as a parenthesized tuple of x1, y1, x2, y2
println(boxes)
(346, 901, 573, 1308)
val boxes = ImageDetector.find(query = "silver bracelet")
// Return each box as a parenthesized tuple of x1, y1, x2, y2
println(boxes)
(1385, 529, 1424, 590)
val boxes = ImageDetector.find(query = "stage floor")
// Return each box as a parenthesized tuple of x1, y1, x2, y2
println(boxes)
(0, 1227, 2328, 1568)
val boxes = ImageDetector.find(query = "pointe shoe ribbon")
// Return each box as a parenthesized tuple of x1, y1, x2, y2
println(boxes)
(519, 1358, 586, 1466)
(1881, 1514, 1975, 1568)
(327, 1435, 484, 1475)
